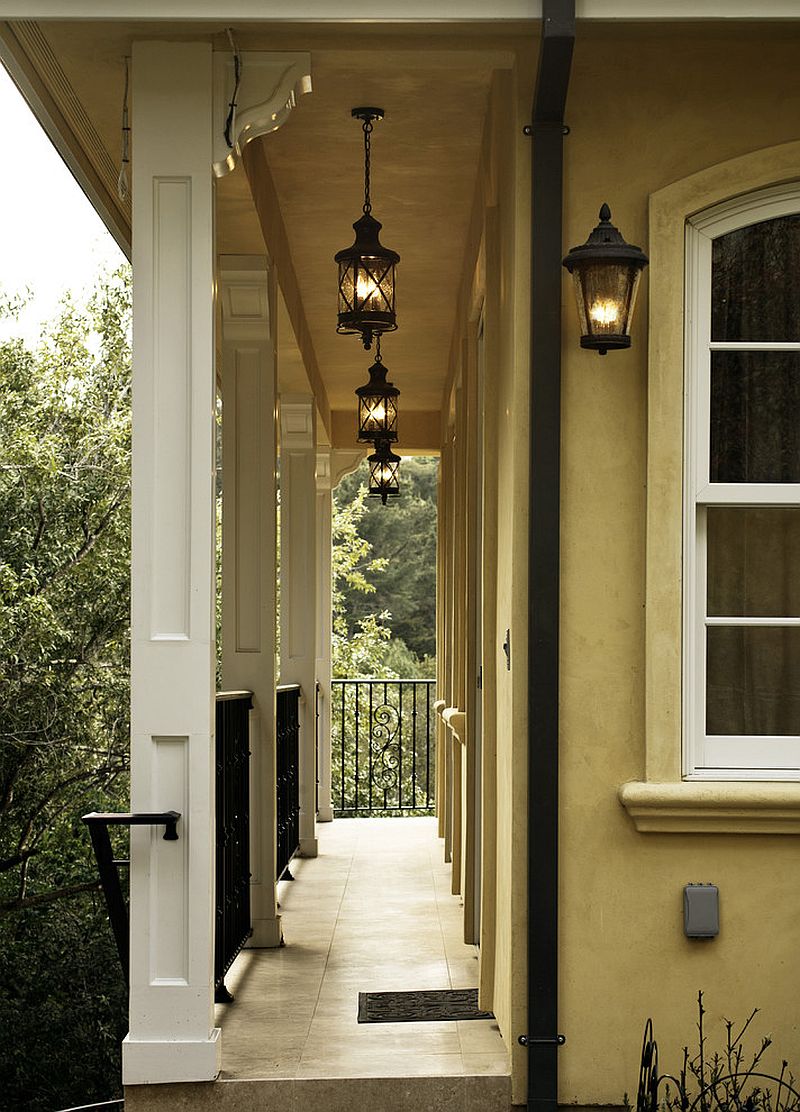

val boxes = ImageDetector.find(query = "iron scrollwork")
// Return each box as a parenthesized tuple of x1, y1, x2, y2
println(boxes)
(371, 701, 401, 797)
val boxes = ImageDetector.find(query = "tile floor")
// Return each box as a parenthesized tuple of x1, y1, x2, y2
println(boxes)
(216, 816, 509, 1082)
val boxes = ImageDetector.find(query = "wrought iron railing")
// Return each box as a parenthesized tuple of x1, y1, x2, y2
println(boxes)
(83, 810, 181, 987)
(331, 679, 436, 816)
(85, 696, 254, 1004)
(276, 684, 301, 879)
(214, 691, 253, 1001)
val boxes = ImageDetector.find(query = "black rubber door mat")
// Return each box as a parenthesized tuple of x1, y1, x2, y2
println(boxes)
(358, 987, 494, 1024)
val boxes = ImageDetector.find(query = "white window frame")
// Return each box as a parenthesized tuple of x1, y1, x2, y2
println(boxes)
(684, 183, 800, 781)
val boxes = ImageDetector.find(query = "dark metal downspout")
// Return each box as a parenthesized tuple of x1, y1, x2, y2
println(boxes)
(526, 4, 574, 1112)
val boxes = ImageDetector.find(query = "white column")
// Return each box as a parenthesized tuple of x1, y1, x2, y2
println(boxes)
(315, 450, 334, 823)
(279, 395, 318, 857)
(126, 42, 219, 1085)
(219, 256, 282, 947)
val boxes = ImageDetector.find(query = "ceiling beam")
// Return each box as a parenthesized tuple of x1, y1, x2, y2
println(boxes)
(0, 2, 796, 19)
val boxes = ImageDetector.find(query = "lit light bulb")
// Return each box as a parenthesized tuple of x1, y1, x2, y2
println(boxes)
(370, 403, 386, 423)
(357, 274, 380, 306)
(589, 300, 619, 326)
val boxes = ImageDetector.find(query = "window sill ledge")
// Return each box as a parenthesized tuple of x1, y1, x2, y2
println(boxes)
(618, 781, 800, 833)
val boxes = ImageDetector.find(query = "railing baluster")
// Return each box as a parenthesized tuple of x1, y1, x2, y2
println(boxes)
(397, 681, 403, 810)
(354, 683, 360, 812)
(412, 682, 418, 809)
(340, 681, 346, 812)
(368, 681, 374, 810)
(426, 682, 431, 808)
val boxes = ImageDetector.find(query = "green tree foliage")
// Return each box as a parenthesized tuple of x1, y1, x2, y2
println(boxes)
(334, 456, 438, 663)
(330, 481, 436, 814)
(0, 272, 131, 1110)
(331, 483, 392, 679)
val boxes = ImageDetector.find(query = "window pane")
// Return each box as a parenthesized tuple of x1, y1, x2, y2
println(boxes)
(707, 508, 800, 617)
(707, 625, 800, 735)
(710, 351, 800, 482)
(712, 215, 800, 341)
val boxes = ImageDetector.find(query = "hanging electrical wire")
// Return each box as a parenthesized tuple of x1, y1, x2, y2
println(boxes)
(117, 56, 130, 203)
(224, 28, 242, 150)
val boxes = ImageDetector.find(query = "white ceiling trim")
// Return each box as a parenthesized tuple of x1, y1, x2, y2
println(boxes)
(0, 1, 799, 19)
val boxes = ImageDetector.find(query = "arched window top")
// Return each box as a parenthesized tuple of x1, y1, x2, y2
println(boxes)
(684, 182, 800, 783)
(711, 214, 800, 342)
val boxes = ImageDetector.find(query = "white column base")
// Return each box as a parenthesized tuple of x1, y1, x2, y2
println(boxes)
(299, 836, 319, 858)
(247, 915, 283, 948)
(122, 1028, 221, 1085)
(317, 803, 334, 822)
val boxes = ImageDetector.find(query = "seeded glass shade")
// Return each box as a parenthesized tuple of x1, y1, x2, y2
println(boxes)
(368, 441, 401, 504)
(356, 359, 399, 442)
(562, 204, 648, 354)
(336, 214, 399, 348)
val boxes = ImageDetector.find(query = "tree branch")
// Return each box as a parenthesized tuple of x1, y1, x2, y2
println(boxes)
(38, 487, 127, 593)
(0, 847, 39, 873)
(0, 879, 101, 914)
(32, 496, 46, 550)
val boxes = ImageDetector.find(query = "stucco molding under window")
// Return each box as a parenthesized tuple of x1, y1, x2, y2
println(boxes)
(619, 138, 800, 833)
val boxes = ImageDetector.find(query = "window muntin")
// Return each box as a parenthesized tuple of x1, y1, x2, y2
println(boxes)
(686, 187, 800, 779)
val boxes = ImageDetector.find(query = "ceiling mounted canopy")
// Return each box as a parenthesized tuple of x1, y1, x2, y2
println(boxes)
(562, 203, 648, 355)
(368, 439, 401, 505)
(355, 338, 399, 443)
(335, 107, 400, 351)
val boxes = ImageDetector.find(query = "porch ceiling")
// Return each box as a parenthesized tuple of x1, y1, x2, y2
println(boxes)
(5, 20, 523, 434)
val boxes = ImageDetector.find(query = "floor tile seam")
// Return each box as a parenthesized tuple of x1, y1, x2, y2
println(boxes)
(431, 833, 472, 1061)
(303, 819, 363, 1055)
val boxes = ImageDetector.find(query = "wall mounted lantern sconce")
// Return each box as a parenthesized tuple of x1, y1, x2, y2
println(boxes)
(356, 338, 399, 443)
(368, 439, 401, 505)
(562, 204, 648, 355)
(335, 107, 400, 351)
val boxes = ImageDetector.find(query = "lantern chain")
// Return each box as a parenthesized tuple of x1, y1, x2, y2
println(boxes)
(375, 334, 382, 363)
(363, 116, 373, 215)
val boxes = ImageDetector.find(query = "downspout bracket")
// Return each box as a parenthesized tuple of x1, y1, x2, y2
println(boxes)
(523, 124, 570, 137)
(518, 1034, 567, 1047)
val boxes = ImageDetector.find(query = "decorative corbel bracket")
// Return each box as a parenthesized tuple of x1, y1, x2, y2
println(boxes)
(213, 51, 312, 178)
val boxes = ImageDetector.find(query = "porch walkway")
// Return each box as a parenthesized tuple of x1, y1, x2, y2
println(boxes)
(217, 817, 509, 1086)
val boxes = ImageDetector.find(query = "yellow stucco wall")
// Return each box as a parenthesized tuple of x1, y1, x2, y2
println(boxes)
(557, 22, 800, 1106)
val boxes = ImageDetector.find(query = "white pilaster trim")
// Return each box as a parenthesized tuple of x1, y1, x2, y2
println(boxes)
(127, 39, 219, 1086)
(219, 254, 283, 948)
(316, 449, 334, 823)
(279, 394, 319, 858)
(213, 52, 311, 178)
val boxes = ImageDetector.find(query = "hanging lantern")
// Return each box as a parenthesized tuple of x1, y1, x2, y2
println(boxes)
(368, 440, 401, 505)
(335, 107, 400, 351)
(562, 203, 648, 355)
(356, 338, 399, 443)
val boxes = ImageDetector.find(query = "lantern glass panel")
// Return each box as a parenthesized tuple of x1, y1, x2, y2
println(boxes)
(571, 261, 642, 342)
(359, 394, 398, 440)
(369, 451, 400, 499)
(338, 256, 396, 325)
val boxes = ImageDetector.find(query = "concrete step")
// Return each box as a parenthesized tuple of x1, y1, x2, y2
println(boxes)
(125, 1072, 513, 1111)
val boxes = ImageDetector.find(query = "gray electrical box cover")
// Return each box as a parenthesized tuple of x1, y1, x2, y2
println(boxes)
(684, 884, 719, 938)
